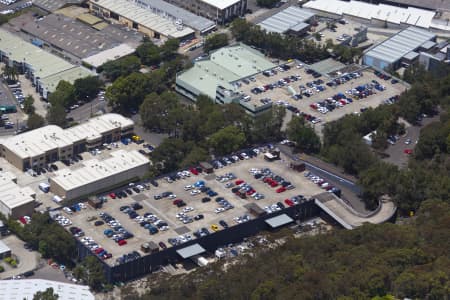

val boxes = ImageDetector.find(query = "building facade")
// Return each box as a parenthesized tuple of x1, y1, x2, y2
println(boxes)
(0, 114, 134, 171)
(0, 172, 36, 219)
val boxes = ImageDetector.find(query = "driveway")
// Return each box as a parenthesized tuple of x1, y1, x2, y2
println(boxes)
(0, 235, 39, 279)
(383, 114, 440, 168)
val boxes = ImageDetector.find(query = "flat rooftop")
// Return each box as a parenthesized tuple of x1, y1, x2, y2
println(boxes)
(92, 0, 194, 39)
(64, 152, 324, 263)
(303, 0, 436, 29)
(51, 150, 150, 191)
(364, 26, 436, 64)
(132, 0, 215, 33)
(0, 172, 35, 210)
(177, 43, 276, 99)
(0, 279, 94, 300)
(201, 0, 241, 10)
(1, 114, 134, 159)
(8, 12, 142, 59)
(33, 0, 84, 12)
(82, 44, 137, 68)
(258, 6, 314, 34)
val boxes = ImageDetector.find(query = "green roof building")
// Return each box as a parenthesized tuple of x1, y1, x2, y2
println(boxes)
(176, 43, 276, 115)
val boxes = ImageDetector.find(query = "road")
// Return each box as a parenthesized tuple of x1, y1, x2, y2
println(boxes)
(67, 98, 108, 123)
(277, 144, 368, 213)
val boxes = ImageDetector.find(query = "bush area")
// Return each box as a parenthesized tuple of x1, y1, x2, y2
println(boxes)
(5, 213, 75, 266)
(125, 199, 450, 300)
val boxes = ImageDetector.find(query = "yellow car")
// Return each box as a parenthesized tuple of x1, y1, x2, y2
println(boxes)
(210, 224, 219, 232)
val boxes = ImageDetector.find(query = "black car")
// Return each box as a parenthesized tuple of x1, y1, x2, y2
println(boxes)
(277, 202, 285, 209)
(201, 197, 211, 203)
(159, 242, 167, 249)
(94, 220, 104, 226)
(132, 187, 140, 193)
(154, 195, 162, 200)
(194, 214, 204, 220)
(132, 203, 143, 210)
(219, 220, 229, 228)
(150, 180, 159, 187)
(125, 189, 133, 195)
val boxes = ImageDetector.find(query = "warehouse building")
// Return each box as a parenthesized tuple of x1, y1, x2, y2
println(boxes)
(0, 114, 134, 171)
(0, 279, 94, 300)
(257, 6, 315, 35)
(89, 0, 195, 40)
(50, 150, 150, 200)
(350, 0, 450, 12)
(303, 0, 441, 30)
(125, 0, 216, 34)
(165, 0, 247, 24)
(0, 240, 11, 259)
(362, 26, 436, 70)
(0, 29, 93, 99)
(176, 43, 276, 116)
(0, 172, 36, 219)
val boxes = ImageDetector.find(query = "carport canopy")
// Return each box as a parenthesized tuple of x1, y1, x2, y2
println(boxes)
(265, 214, 294, 228)
(176, 243, 206, 259)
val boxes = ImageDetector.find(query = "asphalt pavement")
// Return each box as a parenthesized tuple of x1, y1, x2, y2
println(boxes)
(67, 98, 107, 123)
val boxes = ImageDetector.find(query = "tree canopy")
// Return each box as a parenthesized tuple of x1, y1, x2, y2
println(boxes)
(33, 287, 59, 300)
(203, 33, 229, 53)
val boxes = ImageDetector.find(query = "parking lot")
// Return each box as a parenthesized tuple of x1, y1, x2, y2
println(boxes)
(237, 61, 406, 133)
(60, 151, 325, 265)
(0, 80, 28, 136)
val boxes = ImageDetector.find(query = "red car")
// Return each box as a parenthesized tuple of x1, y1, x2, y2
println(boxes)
(102, 253, 112, 260)
(173, 199, 183, 205)
(94, 248, 104, 254)
(235, 179, 244, 185)
(19, 216, 27, 225)
(189, 167, 199, 175)
(285, 199, 294, 207)
(276, 186, 286, 193)
(117, 239, 127, 246)
(404, 149, 413, 155)
(109, 192, 116, 199)
(270, 181, 279, 187)
(246, 189, 256, 195)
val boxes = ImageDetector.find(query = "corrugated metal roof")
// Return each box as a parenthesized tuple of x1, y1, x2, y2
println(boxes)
(265, 214, 294, 228)
(129, 0, 215, 33)
(176, 243, 206, 258)
(364, 26, 435, 64)
(258, 6, 314, 34)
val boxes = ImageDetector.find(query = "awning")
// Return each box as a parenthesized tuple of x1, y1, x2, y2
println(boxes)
(265, 214, 294, 228)
(176, 243, 206, 259)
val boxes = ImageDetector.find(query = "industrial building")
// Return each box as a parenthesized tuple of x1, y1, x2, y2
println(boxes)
(88, 0, 195, 40)
(165, 0, 247, 24)
(362, 26, 436, 70)
(0, 114, 134, 171)
(0, 29, 93, 99)
(8, 12, 143, 64)
(257, 6, 315, 35)
(0, 172, 36, 219)
(351, 0, 450, 12)
(176, 43, 276, 115)
(50, 150, 150, 200)
(122, 0, 216, 34)
(0, 279, 94, 300)
(303, 0, 447, 31)
(82, 44, 137, 71)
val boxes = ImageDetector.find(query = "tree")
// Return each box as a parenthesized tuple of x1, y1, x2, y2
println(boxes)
(33, 287, 59, 300)
(139, 91, 179, 132)
(48, 80, 75, 108)
(204, 33, 229, 53)
(286, 116, 321, 154)
(27, 113, 45, 130)
(2, 65, 19, 83)
(101, 55, 141, 81)
(73, 76, 102, 102)
(73, 256, 106, 292)
(46, 103, 67, 127)
(160, 38, 180, 61)
(135, 41, 161, 66)
(208, 125, 246, 156)
(106, 72, 151, 113)
(23, 96, 35, 115)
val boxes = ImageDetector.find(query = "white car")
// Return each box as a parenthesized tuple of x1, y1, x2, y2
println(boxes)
(183, 206, 194, 213)
(215, 207, 225, 214)
(190, 190, 200, 196)
(168, 194, 177, 199)
(184, 185, 193, 191)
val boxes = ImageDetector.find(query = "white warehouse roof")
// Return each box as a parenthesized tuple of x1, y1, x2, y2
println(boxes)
(364, 26, 436, 64)
(0, 172, 35, 211)
(82, 44, 136, 68)
(51, 150, 150, 191)
(0, 279, 94, 300)
(92, 0, 194, 39)
(258, 6, 314, 34)
(2, 114, 134, 159)
(303, 0, 436, 29)
(201, 0, 242, 10)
